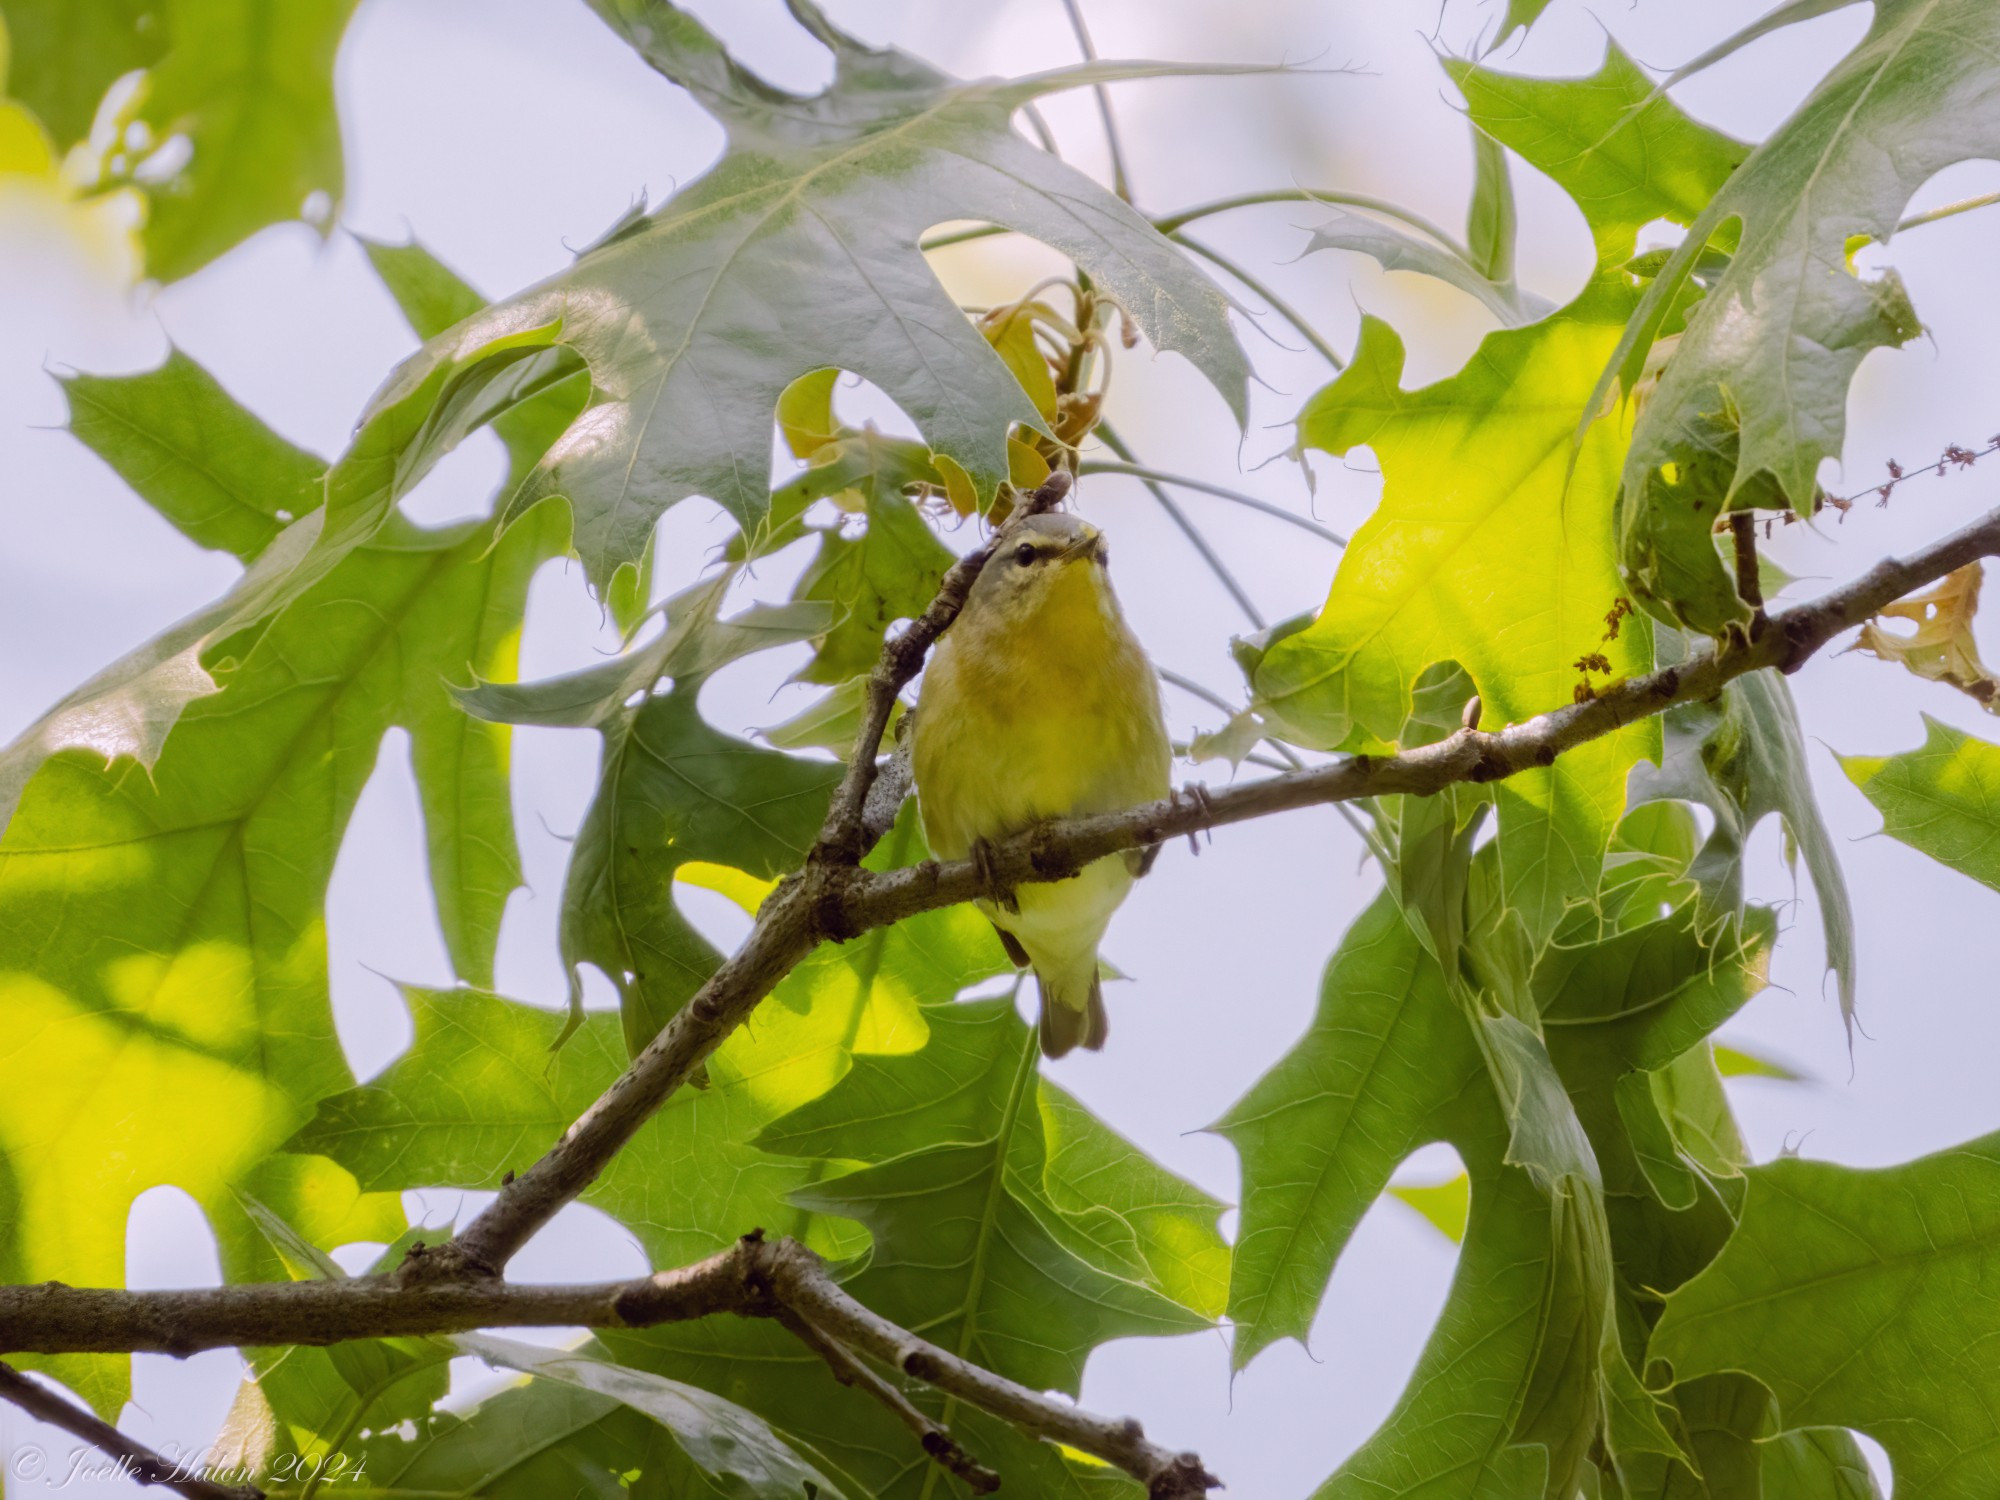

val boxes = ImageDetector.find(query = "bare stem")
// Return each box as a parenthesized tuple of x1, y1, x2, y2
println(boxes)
(1058, 0, 1134, 203)
(0, 1361, 262, 1500)
(1171, 230, 1347, 370)
(1092, 421, 1267, 628)
(1080, 458, 1348, 545)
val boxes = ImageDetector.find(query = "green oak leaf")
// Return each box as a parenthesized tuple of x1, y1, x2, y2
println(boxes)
(691, 994, 1215, 1497)
(1258, 286, 1655, 950)
(1214, 891, 1479, 1367)
(368, 0, 1249, 588)
(1301, 208, 1551, 326)
(1447, 45, 1750, 269)
(1604, 0, 1999, 626)
(228, 1208, 453, 1462)
(562, 670, 838, 1054)
(1842, 715, 2000, 891)
(0, 500, 552, 1410)
(61, 351, 321, 562)
(358, 235, 593, 494)
(1488, 0, 1553, 50)
(1761, 1427, 1886, 1500)
(1217, 892, 1626, 1494)
(1259, 43, 1754, 950)
(460, 1334, 847, 1500)
(1630, 632, 1855, 1026)
(1652, 1132, 2000, 1500)
(132, 0, 359, 281)
(760, 994, 1228, 1319)
(1535, 904, 1888, 1499)
(781, 438, 956, 686)
(346, 1377, 702, 1500)
(0, 322, 569, 1409)
(1, 292, 581, 840)
(292, 982, 867, 1277)
(0, 0, 163, 149)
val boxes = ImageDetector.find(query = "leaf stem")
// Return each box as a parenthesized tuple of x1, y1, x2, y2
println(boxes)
(1891, 189, 2000, 238)
(1170, 231, 1347, 369)
(1080, 459, 1348, 546)
(1152, 188, 1472, 258)
(1058, 0, 1134, 203)
(1092, 421, 1266, 628)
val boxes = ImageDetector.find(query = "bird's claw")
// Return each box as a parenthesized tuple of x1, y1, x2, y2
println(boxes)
(971, 837, 1017, 912)
(1172, 781, 1216, 855)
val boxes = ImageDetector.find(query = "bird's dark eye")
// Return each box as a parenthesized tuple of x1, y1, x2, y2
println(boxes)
(1014, 542, 1039, 566)
(1096, 539, 1109, 565)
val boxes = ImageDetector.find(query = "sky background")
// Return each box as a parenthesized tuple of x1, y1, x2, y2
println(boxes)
(4, 0, 1997, 1493)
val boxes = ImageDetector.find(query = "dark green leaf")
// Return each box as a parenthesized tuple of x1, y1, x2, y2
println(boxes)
(1301, 207, 1550, 326)
(1631, 637, 1855, 1026)
(136, 0, 358, 280)
(461, 1334, 847, 1499)
(1652, 1132, 2000, 1500)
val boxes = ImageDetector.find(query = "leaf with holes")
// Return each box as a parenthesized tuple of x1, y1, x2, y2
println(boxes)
(367, 0, 1249, 591)
(1604, 0, 2000, 629)
(1652, 1131, 2000, 1500)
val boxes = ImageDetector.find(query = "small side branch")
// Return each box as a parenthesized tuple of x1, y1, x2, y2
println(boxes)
(1730, 510, 1765, 621)
(0, 1361, 262, 1500)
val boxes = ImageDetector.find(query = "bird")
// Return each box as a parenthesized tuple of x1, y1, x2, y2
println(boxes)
(913, 510, 1171, 1057)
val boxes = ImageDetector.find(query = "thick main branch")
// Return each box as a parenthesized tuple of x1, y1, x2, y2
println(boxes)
(0, 1234, 1209, 1499)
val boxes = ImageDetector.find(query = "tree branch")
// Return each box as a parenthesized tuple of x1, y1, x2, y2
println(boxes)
(423, 499, 2000, 1289)
(0, 1360, 262, 1500)
(0, 1235, 1197, 1498)
(10, 501, 1997, 1500)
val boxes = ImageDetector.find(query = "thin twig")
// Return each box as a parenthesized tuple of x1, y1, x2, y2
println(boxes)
(1170, 230, 1347, 370)
(1081, 459, 1349, 545)
(1730, 511, 1765, 622)
(1151, 187, 1472, 257)
(918, 188, 1467, 255)
(1092, 421, 1267, 627)
(1058, 0, 1133, 203)
(0, 1361, 262, 1500)
(773, 1307, 999, 1494)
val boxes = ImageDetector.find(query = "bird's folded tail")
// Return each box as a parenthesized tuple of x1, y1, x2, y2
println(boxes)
(1037, 963, 1108, 1059)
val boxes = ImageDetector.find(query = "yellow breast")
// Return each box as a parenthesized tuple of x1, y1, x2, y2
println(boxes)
(914, 560, 1170, 860)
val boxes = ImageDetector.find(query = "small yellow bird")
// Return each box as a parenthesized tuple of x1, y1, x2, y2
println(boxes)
(914, 512, 1170, 1057)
